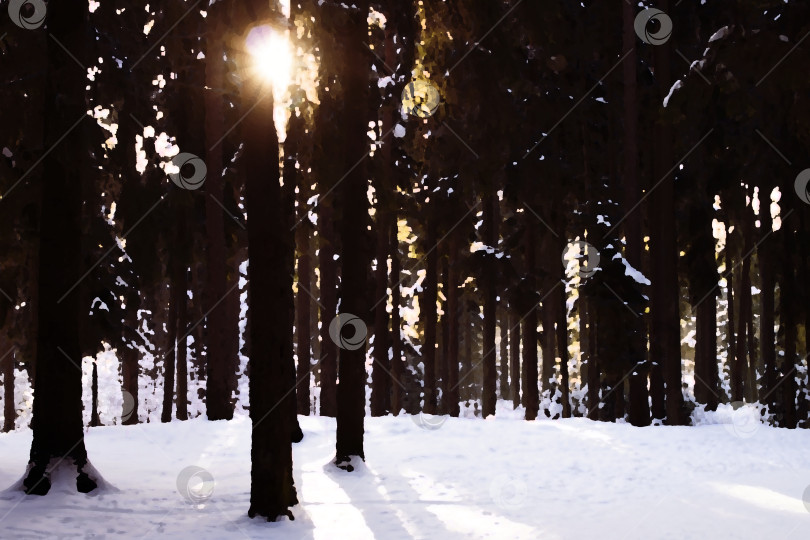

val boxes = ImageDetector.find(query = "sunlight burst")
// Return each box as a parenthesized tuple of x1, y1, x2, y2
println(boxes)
(245, 24, 292, 96)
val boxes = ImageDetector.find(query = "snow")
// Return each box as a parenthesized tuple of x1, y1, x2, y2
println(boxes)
(2, 403, 810, 539)
(663, 80, 682, 108)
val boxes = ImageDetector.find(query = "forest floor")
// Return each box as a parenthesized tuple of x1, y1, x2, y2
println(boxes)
(1, 401, 810, 539)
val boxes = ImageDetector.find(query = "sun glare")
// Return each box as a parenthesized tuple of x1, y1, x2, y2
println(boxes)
(245, 24, 292, 96)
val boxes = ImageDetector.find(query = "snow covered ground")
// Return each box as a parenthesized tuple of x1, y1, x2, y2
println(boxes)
(1, 403, 810, 539)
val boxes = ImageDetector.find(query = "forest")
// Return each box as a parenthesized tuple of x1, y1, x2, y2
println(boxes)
(1, 0, 810, 538)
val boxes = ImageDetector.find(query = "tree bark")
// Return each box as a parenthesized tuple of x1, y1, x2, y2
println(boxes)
(24, 0, 96, 495)
(422, 217, 439, 415)
(390, 220, 403, 414)
(482, 194, 498, 418)
(243, 71, 297, 520)
(204, 6, 237, 421)
(522, 223, 539, 421)
(444, 231, 460, 416)
(3, 347, 16, 432)
(335, 0, 372, 465)
(509, 302, 520, 410)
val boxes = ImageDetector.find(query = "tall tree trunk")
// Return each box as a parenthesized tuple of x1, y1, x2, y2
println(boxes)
(650, 0, 685, 424)
(422, 218, 438, 415)
(390, 221, 403, 415)
(176, 260, 189, 421)
(735, 212, 752, 402)
(556, 284, 571, 418)
(3, 347, 16, 432)
(522, 223, 539, 421)
(204, 6, 237, 421)
(335, 0, 372, 465)
(586, 297, 600, 421)
(24, 0, 96, 495)
(499, 302, 510, 400)
(289, 106, 312, 417)
(726, 244, 737, 402)
(243, 68, 297, 520)
(90, 360, 100, 427)
(370, 208, 390, 416)
(509, 302, 520, 410)
(121, 299, 140, 426)
(161, 274, 178, 423)
(779, 215, 797, 428)
(318, 202, 338, 417)
(759, 209, 776, 409)
(482, 194, 498, 417)
(444, 230, 460, 416)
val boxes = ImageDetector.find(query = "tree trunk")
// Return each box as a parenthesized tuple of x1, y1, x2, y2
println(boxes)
(176, 260, 189, 421)
(161, 275, 178, 423)
(482, 194, 498, 418)
(24, 0, 96, 495)
(759, 211, 776, 409)
(422, 218, 439, 415)
(390, 220, 403, 415)
(522, 223, 539, 421)
(3, 347, 16, 432)
(335, 0, 372, 465)
(370, 207, 390, 416)
(779, 215, 797, 429)
(243, 70, 297, 520)
(204, 7, 237, 421)
(499, 302, 510, 400)
(509, 303, 520, 410)
(556, 284, 571, 418)
(445, 230, 460, 416)
(650, 0, 685, 424)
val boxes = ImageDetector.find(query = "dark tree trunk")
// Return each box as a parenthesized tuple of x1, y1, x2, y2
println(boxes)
(556, 285, 571, 418)
(121, 299, 140, 426)
(734, 213, 752, 403)
(335, 0, 371, 465)
(438, 254, 449, 412)
(370, 207, 390, 417)
(243, 72, 297, 520)
(650, 0, 685, 425)
(24, 0, 96, 495)
(779, 215, 797, 429)
(509, 303, 520, 410)
(289, 108, 312, 416)
(522, 224, 539, 421)
(204, 6, 237, 421)
(726, 245, 737, 402)
(3, 347, 16, 432)
(482, 194, 498, 418)
(585, 297, 600, 421)
(390, 221, 403, 414)
(422, 218, 439, 415)
(499, 302, 509, 400)
(444, 231, 460, 417)
(90, 360, 100, 427)
(759, 210, 776, 409)
(318, 202, 338, 417)
(176, 261, 189, 421)
(622, 0, 650, 428)
(161, 275, 178, 424)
